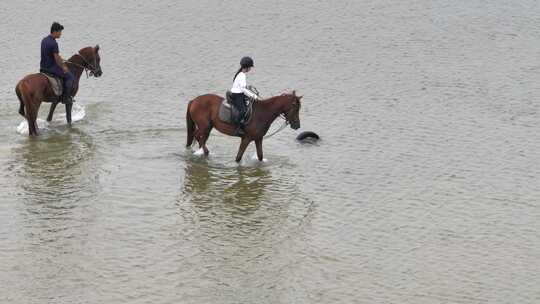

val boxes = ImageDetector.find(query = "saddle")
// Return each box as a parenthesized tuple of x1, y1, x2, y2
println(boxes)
(218, 91, 255, 125)
(40, 72, 63, 97)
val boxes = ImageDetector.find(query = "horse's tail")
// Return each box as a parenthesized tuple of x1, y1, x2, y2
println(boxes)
(15, 79, 32, 118)
(186, 99, 196, 147)
(15, 82, 26, 117)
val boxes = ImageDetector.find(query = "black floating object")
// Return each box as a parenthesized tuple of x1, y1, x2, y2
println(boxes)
(296, 131, 320, 141)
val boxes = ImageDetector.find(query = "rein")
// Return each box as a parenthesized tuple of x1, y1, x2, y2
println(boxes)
(264, 114, 288, 139)
(248, 87, 295, 139)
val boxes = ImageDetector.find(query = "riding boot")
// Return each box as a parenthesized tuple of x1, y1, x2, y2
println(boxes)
(235, 120, 246, 135)
(61, 72, 75, 104)
(235, 114, 246, 135)
(61, 94, 73, 104)
(235, 126, 245, 136)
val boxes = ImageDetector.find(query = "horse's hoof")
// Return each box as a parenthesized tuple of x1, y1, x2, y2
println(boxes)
(296, 131, 320, 141)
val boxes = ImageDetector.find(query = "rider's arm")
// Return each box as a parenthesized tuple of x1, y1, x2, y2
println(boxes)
(54, 53, 68, 73)
(237, 74, 260, 99)
(242, 87, 259, 100)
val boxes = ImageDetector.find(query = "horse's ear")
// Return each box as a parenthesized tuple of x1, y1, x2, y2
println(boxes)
(292, 90, 296, 96)
(95, 44, 100, 52)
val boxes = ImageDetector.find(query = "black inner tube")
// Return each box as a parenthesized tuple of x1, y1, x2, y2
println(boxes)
(296, 131, 320, 141)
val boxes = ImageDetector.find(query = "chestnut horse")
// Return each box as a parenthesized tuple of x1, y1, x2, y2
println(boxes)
(15, 45, 103, 136)
(186, 91, 302, 162)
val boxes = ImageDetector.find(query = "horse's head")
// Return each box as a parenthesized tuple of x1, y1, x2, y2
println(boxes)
(283, 91, 302, 130)
(79, 45, 103, 77)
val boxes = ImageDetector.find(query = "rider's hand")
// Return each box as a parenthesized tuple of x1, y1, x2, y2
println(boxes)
(62, 65, 69, 73)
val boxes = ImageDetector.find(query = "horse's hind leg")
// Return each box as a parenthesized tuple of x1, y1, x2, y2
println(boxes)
(31, 120, 39, 136)
(18, 84, 39, 136)
(26, 109, 38, 136)
(194, 121, 213, 156)
(201, 125, 214, 156)
(255, 139, 264, 161)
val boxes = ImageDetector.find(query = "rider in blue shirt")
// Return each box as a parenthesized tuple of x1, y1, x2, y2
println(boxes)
(40, 22, 74, 104)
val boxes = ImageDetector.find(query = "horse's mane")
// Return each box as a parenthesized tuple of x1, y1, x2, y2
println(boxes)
(78, 46, 94, 54)
(66, 47, 88, 62)
(260, 91, 295, 103)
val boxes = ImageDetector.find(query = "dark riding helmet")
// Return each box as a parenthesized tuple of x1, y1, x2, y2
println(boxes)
(51, 22, 64, 33)
(240, 56, 254, 68)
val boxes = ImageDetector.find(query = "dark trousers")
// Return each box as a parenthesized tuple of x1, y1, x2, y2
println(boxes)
(230, 93, 247, 123)
(41, 67, 74, 96)
(62, 71, 74, 96)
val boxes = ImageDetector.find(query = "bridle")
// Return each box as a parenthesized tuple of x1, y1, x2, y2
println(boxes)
(264, 94, 300, 139)
(283, 95, 300, 125)
(65, 51, 99, 78)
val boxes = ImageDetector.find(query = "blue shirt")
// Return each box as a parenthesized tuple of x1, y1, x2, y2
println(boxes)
(40, 35, 59, 72)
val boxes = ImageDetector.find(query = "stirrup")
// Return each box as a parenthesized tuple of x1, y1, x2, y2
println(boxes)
(235, 125, 245, 135)
(61, 95, 74, 104)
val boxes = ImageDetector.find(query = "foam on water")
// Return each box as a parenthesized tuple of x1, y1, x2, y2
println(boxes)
(250, 152, 267, 162)
(193, 148, 205, 156)
(56, 103, 86, 123)
(16, 118, 49, 135)
(15, 103, 86, 135)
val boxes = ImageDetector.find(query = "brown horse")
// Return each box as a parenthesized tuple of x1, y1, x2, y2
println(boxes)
(15, 45, 103, 136)
(186, 91, 302, 162)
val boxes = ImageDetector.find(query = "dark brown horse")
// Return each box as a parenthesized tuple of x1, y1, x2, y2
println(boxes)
(15, 45, 103, 136)
(186, 91, 302, 162)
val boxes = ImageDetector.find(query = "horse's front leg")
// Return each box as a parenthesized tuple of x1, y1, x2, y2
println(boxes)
(255, 138, 263, 161)
(235, 137, 251, 163)
(65, 102, 72, 125)
(46, 102, 59, 122)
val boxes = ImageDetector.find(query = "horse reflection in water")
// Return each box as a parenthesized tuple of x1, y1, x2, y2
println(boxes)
(177, 158, 315, 270)
(180, 161, 273, 217)
(11, 128, 96, 205)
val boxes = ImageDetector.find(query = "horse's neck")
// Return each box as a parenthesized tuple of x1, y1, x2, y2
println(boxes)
(261, 96, 289, 114)
(255, 96, 288, 125)
(67, 54, 85, 81)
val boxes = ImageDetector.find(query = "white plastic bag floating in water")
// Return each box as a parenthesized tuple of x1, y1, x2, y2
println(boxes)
(15, 103, 86, 134)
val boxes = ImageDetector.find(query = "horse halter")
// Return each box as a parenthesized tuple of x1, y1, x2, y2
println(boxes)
(77, 51, 100, 77)
(283, 96, 300, 124)
(263, 94, 301, 139)
(66, 50, 100, 77)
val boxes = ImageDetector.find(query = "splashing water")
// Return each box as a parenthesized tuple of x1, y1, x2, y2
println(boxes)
(250, 152, 267, 162)
(193, 148, 205, 156)
(16, 103, 86, 135)
(56, 103, 86, 123)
